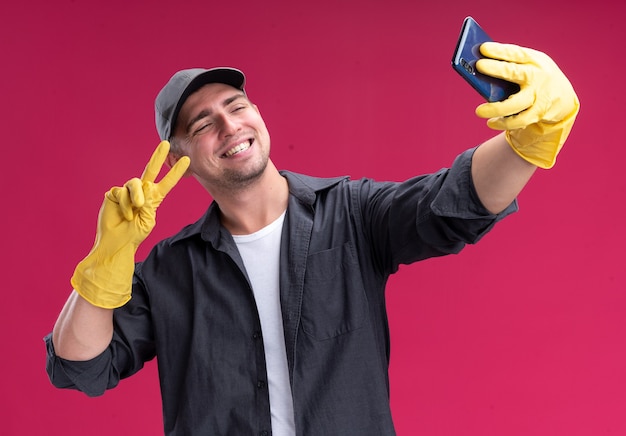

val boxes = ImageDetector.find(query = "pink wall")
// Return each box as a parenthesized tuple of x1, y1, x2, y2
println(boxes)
(2, 0, 624, 434)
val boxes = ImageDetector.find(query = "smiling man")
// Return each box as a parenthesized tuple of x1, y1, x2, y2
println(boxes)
(46, 43, 579, 436)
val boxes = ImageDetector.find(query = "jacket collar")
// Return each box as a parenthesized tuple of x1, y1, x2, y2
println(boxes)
(168, 170, 349, 246)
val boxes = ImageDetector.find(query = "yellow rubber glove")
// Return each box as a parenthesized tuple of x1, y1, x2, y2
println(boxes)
(475, 42, 580, 169)
(71, 141, 190, 309)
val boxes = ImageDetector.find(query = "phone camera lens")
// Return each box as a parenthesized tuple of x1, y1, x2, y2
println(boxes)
(460, 58, 475, 75)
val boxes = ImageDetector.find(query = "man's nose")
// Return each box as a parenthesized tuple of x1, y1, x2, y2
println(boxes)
(218, 114, 239, 138)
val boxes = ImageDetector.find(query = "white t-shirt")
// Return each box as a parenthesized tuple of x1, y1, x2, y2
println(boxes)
(233, 211, 295, 435)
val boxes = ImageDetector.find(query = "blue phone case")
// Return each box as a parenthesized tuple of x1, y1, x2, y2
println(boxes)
(451, 17, 520, 102)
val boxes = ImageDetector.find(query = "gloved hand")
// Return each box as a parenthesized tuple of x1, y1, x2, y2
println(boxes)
(71, 141, 190, 309)
(475, 42, 580, 169)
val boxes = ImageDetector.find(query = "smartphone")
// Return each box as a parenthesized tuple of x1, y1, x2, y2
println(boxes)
(451, 16, 520, 102)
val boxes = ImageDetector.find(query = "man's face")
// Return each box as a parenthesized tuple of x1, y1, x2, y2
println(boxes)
(172, 82, 271, 193)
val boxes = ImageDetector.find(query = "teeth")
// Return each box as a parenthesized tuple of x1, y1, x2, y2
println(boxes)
(224, 141, 251, 157)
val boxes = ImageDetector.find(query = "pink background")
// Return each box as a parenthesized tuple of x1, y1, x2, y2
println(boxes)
(2, 0, 625, 434)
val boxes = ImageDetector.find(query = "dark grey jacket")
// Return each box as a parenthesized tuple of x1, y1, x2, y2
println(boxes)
(46, 148, 517, 435)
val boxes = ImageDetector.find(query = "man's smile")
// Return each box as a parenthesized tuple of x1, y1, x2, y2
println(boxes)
(222, 139, 252, 158)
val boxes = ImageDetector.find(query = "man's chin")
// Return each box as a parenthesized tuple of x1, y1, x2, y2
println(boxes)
(221, 160, 269, 189)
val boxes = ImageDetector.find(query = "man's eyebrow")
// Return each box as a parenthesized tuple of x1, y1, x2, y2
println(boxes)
(185, 93, 247, 134)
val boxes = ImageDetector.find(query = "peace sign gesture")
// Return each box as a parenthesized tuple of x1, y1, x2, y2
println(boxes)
(71, 141, 190, 309)
(104, 141, 190, 242)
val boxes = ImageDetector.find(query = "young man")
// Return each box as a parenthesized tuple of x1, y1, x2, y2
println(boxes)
(46, 42, 579, 435)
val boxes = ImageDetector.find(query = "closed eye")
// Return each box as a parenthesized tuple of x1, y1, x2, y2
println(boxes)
(193, 122, 214, 135)
(230, 104, 247, 113)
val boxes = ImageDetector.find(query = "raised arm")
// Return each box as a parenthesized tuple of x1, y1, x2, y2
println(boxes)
(470, 43, 580, 214)
(52, 141, 190, 360)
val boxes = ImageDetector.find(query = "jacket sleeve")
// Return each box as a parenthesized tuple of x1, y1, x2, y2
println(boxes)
(44, 263, 156, 397)
(357, 147, 518, 272)
(44, 333, 120, 397)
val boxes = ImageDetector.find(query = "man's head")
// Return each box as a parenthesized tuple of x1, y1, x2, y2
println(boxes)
(155, 67, 246, 142)
(155, 67, 272, 194)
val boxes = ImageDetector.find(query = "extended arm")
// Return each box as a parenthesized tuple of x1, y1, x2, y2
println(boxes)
(471, 132, 536, 214)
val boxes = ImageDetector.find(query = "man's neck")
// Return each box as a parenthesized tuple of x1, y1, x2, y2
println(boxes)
(213, 161, 289, 235)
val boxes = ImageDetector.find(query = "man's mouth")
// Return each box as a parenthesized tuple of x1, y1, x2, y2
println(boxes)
(222, 140, 252, 158)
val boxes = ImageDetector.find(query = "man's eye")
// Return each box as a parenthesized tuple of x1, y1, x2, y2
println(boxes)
(232, 105, 246, 113)
(193, 123, 213, 135)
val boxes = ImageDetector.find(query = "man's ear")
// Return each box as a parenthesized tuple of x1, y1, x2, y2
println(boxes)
(165, 152, 176, 169)
(166, 152, 192, 176)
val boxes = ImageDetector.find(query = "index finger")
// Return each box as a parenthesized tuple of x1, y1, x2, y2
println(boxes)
(479, 42, 536, 64)
(141, 141, 171, 183)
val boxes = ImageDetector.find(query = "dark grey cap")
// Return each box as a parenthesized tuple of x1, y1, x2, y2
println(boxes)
(154, 67, 246, 141)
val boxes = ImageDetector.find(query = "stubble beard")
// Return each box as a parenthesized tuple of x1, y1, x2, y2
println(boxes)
(213, 151, 270, 193)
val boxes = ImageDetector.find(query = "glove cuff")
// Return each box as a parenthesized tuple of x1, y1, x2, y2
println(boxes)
(70, 251, 135, 309)
(506, 100, 580, 169)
